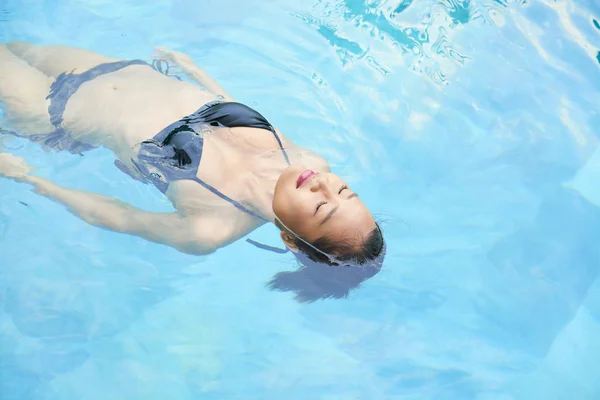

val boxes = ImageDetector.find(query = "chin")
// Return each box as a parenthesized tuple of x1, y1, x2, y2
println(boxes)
(279, 163, 304, 183)
(274, 164, 303, 199)
(275, 165, 293, 193)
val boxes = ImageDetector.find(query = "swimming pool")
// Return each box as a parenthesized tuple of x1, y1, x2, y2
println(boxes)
(1, 0, 599, 398)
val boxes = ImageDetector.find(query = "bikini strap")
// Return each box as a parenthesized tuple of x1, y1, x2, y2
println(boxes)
(189, 176, 269, 221)
(270, 129, 291, 166)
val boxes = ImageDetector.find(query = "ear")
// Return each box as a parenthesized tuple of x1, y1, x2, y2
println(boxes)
(280, 230, 299, 252)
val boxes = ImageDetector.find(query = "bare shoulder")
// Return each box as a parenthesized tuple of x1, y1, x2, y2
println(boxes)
(167, 180, 265, 251)
(185, 210, 265, 253)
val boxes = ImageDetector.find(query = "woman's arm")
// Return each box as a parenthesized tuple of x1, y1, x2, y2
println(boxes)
(25, 175, 226, 255)
(0, 154, 227, 255)
(154, 47, 235, 102)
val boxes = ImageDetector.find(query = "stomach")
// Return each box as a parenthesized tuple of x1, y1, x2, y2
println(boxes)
(60, 64, 217, 160)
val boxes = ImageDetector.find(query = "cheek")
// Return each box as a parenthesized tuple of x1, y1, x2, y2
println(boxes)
(273, 186, 298, 219)
(289, 201, 311, 222)
(273, 191, 312, 226)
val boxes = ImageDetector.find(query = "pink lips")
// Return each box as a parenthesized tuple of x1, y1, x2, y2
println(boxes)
(296, 170, 316, 188)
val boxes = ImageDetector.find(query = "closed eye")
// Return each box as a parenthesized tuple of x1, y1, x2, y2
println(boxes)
(314, 201, 327, 215)
(339, 185, 358, 199)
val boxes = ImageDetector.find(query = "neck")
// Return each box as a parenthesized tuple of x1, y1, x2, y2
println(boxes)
(245, 164, 281, 222)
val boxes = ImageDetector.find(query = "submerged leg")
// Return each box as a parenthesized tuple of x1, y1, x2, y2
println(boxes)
(7, 41, 120, 78)
(0, 44, 53, 135)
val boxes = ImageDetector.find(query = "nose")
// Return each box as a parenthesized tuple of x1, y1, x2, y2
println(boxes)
(310, 175, 333, 196)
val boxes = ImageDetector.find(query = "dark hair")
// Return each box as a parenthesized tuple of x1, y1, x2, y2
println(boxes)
(294, 224, 384, 266)
(266, 224, 385, 302)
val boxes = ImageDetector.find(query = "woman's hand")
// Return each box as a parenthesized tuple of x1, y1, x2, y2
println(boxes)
(152, 46, 234, 101)
(152, 47, 194, 69)
(0, 153, 34, 182)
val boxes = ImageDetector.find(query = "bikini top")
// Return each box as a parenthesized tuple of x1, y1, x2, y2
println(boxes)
(133, 100, 291, 222)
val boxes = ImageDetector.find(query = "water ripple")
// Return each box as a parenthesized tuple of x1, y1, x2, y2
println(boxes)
(296, 0, 503, 85)
(437, 0, 474, 25)
(390, 0, 414, 18)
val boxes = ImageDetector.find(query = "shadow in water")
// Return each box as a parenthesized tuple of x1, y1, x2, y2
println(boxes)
(266, 253, 383, 303)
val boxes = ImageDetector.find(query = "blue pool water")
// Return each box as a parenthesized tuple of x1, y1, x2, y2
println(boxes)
(1, 0, 599, 398)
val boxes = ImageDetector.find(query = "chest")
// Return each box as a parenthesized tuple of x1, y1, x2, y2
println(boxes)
(165, 126, 328, 217)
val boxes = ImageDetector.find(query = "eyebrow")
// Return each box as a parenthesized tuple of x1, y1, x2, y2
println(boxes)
(320, 205, 339, 225)
(319, 193, 359, 225)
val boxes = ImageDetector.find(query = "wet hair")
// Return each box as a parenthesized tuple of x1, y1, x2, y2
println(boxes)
(265, 220, 385, 302)
(294, 224, 384, 266)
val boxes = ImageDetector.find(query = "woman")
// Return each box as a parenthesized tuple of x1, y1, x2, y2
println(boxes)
(0, 42, 384, 268)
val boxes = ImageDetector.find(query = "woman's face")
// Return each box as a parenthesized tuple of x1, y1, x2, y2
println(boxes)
(272, 164, 376, 247)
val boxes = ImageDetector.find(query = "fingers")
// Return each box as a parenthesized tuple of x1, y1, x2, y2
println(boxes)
(150, 59, 184, 76)
(151, 46, 172, 61)
(150, 47, 191, 72)
(0, 152, 33, 180)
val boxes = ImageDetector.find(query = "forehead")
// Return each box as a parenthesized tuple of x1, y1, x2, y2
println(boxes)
(309, 198, 375, 242)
